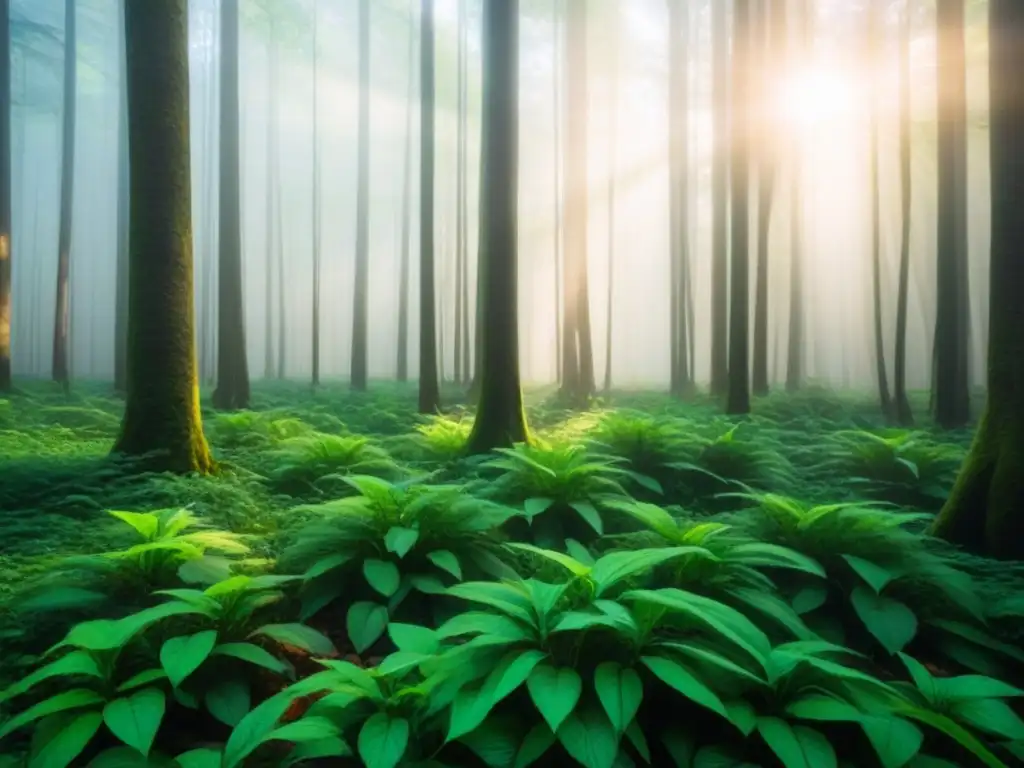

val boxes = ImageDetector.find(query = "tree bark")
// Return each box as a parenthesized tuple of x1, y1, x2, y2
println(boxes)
(454, 0, 466, 387)
(604, 1, 619, 395)
(113, 0, 213, 475)
(0, 0, 11, 392)
(212, 0, 250, 411)
(466, 0, 529, 454)
(113, 0, 129, 394)
(710, 0, 729, 397)
(350, 0, 370, 391)
(311, 0, 322, 386)
(931, 0, 1024, 559)
(396, 8, 414, 383)
(668, 0, 691, 398)
(418, 0, 442, 414)
(52, 0, 76, 389)
(785, 0, 806, 393)
(893, 0, 914, 425)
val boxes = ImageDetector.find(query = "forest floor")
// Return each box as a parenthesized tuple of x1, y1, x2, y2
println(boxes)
(0, 381, 1022, 767)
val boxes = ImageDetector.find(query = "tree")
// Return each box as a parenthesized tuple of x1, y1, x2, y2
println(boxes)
(931, 0, 1024, 560)
(0, 0, 10, 392)
(418, 0, 442, 414)
(726, 0, 752, 416)
(604, 0, 619, 395)
(113, 0, 214, 475)
(710, 0, 729, 396)
(933, 0, 971, 429)
(785, 0, 807, 393)
(113, 0, 129, 394)
(396, 8, 415, 383)
(466, 0, 529, 454)
(350, 0, 370, 391)
(893, 0, 914, 425)
(668, 0, 691, 397)
(52, 0, 76, 389)
(453, 0, 467, 386)
(212, 0, 251, 411)
(311, 0, 322, 386)
(264, 17, 279, 379)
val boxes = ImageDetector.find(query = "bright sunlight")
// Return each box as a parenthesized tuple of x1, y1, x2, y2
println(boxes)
(773, 65, 862, 129)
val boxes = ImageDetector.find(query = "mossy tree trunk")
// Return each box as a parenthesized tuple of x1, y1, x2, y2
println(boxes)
(933, 0, 971, 429)
(396, 9, 414, 384)
(212, 0, 250, 411)
(893, 1, 914, 426)
(52, 0, 76, 390)
(113, 0, 213, 475)
(418, 0, 442, 414)
(466, 0, 529, 455)
(931, 0, 1024, 559)
(350, 0, 370, 392)
(113, 0, 129, 395)
(710, 0, 729, 397)
(726, 0, 751, 416)
(0, 0, 11, 393)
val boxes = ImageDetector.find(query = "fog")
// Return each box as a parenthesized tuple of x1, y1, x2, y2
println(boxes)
(8, 0, 992, 390)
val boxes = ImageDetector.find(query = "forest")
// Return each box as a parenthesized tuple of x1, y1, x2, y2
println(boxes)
(0, 0, 1022, 766)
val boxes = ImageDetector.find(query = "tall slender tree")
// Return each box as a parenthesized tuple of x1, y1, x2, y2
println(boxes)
(466, 0, 529, 454)
(311, 0, 322, 386)
(552, 0, 563, 385)
(604, 0, 619, 395)
(710, 0, 729, 396)
(931, 0, 1024, 559)
(785, 0, 807, 393)
(933, 0, 971, 429)
(668, 0, 691, 397)
(726, 0, 752, 415)
(264, 20, 278, 379)
(418, 0, 442, 414)
(454, 0, 467, 386)
(351, 0, 371, 391)
(113, 0, 129, 393)
(0, 0, 10, 392)
(113, 0, 213, 474)
(396, 9, 415, 383)
(52, 0, 76, 389)
(893, 0, 914, 425)
(212, 0, 250, 410)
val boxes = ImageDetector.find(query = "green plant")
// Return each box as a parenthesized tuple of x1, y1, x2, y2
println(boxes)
(279, 475, 522, 653)
(267, 433, 400, 495)
(586, 411, 687, 497)
(409, 414, 473, 462)
(211, 411, 312, 450)
(479, 441, 660, 549)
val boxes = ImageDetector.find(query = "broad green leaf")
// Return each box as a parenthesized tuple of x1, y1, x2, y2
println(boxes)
(791, 585, 829, 615)
(211, 642, 293, 676)
(527, 664, 583, 733)
(347, 602, 390, 654)
(0, 689, 104, 739)
(427, 550, 462, 580)
(436, 611, 531, 642)
(569, 501, 604, 535)
(557, 707, 619, 768)
(51, 603, 204, 654)
(785, 694, 862, 722)
(860, 716, 923, 768)
(109, 511, 160, 540)
(304, 553, 352, 581)
(447, 650, 546, 741)
(565, 539, 596, 566)
(206, 679, 251, 727)
(458, 717, 521, 768)
(627, 472, 664, 495)
(178, 555, 235, 585)
(641, 656, 726, 717)
(29, 711, 103, 768)
(851, 587, 918, 655)
(0, 651, 103, 703)
(895, 707, 1008, 768)
(591, 547, 712, 597)
(175, 748, 223, 768)
(662, 731, 696, 767)
(116, 670, 168, 693)
(385, 527, 420, 558)
(524, 497, 555, 519)
(605, 500, 680, 540)
(514, 722, 557, 768)
(364, 559, 402, 597)
(508, 543, 591, 577)
(102, 688, 166, 757)
(388, 623, 439, 655)
(445, 582, 535, 623)
(86, 746, 173, 766)
(937, 674, 1024, 701)
(263, 716, 341, 745)
(223, 692, 298, 768)
(756, 717, 836, 768)
(594, 662, 643, 733)
(376, 651, 430, 677)
(160, 631, 218, 688)
(250, 623, 336, 656)
(953, 698, 1024, 741)
(357, 713, 410, 768)
(281, 737, 352, 766)
(842, 555, 898, 594)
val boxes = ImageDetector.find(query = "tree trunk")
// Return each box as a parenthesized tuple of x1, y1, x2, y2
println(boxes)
(466, 0, 529, 454)
(418, 0, 442, 414)
(893, 0, 914, 425)
(212, 0, 250, 411)
(396, 9, 414, 383)
(52, 0, 76, 389)
(710, 0, 729, 397)
(350, 0, 371, 391)
(459, 13, 471, 388)
(868, 2, 893, 420)
(933, 0, 971, 429)
(0, 0, 11, 392)
(311, 0, 322, 386)
(454, 0, 466, 387)
(113, 0, 129, 394)
(668, 0, 690, 398)
(264, 25, 277, 379)
(113, 0, 213, 475)
(931, 0, 1024, 559)
(603, 1, 618, 395)
(726, 0, 751, 416)
(552, 1, 563, 386)
(785, 0, 806, 393)
(199, 2, 219, 386)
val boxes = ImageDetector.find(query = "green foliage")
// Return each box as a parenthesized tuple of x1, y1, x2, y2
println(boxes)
(211, 411, 313, 450)
(586, 410, 687, 498)
(267, 433, 401, 496)
(279, 475, 522, 652)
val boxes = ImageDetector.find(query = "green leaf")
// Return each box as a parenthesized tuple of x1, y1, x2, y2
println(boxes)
(29, 711, 103, 768)
(851, 587, 918, 655)
(160, 631, 218, 688)
(508, 543, 591, 577)
(591, 547, 712, 597)
(263, 716, 341, 745)
(250, 623, 336, 656)
(0, 689, 104, 739)
(524, 497, 555, 519)
(791, 585, 829, 615)
(594, 662, 643, 733)
(953, 698, 1024, 741)
(223, 692, 298, 768)
(211, 642, 294, 676)
(514, 722, 557, 768)
(756, 717, 837, 768)
(427, 550, 462, 580)
(363, 559, 402, 597)
(0, 651, 103, 703)
(526, 664, 582, 733)
(641, 655, 726, 717)
(51, 603, 204, 654)
(784, 694, 862, 722)
(376, 651, 430, 677)
(937, 674, 1024, 701)
(565, 539, 595, 566)
(174, 749, 223, 768)
(178, 555, 235, 585)
(87, 746, 171, 767)
(448, 650, 546, 741)
(458, 717, 520, 768)
(842, 555, 898, 594)
(388, 623, 439, 655)
(357, 713, 410, 768)
(627, 472, 663, 495)
(557, 707, 619, 768)
(109, 511, 160, 540)
(347, 602, 390, 654)
(860, 716, 924, 768)
(569, 501, 604, 535)
(303, 553, 352, 581)
(444, 581, 535, 623)
(206, 679, 251, 727)
(895, 707, 1008, 768)
(102, 688, 166, 757)
(385, 526, 420, 558)
(282, 737, 352, 766)
(662, 731, 696, 767)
